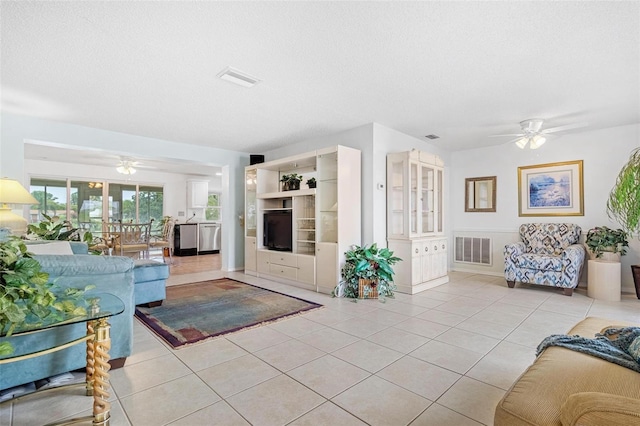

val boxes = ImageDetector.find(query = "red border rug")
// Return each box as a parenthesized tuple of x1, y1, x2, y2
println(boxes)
(134, 278, 322, 349)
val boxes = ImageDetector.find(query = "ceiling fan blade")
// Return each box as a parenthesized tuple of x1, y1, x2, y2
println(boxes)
(502, 136, 527, 145)
(542, 122, 588, 134)
(489, 133, 524, 138)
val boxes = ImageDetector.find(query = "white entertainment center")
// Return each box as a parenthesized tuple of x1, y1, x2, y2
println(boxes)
(244, 145, 361, 294)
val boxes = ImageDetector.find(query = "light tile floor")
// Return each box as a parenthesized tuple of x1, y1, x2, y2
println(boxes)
(2, 271, 640, 425)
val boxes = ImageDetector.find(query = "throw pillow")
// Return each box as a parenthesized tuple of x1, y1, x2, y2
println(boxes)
(26, 241, 74, 255)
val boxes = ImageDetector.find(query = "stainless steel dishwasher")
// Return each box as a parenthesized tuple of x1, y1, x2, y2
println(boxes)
(198, 222, 221, 254)
(174, 223, 198, 256)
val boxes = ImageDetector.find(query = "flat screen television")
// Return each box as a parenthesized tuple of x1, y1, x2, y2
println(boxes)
(263, 210, 292, 251)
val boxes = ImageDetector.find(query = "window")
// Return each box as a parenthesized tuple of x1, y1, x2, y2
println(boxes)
(139, 186, 164, 231)
(29, 178, 164, 232)
(29, 179, 68, 222)
(205, 193, 221, 221)
(72, 180, 105, 232)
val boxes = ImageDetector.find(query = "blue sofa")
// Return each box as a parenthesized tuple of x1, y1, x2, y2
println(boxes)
(0, 242, 135, 390)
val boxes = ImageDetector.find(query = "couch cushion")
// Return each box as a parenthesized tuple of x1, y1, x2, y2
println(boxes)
(26, 241, 74, 255)
(495, 317, 640, 426)
(519, 223, 581, 255)
(134, 259, 169, 282)
(516, 253, 563, 271)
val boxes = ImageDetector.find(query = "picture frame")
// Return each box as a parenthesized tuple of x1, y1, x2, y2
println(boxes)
(518, 160, 584, 216)
(465, 176, 496, 212)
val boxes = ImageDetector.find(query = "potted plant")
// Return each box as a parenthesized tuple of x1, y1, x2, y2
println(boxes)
(606, 146, 640, 298)
(280, 173, 303, 191)
(306, 177, 317, 189)
(337, 243, 401, 302)
(585, 226, 628, 261)
(0, 238, 90, 355)
(27, 214, 93, 244)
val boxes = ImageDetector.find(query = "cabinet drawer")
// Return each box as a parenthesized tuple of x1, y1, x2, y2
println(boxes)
(422, 240, 446, 254)
(269, 264, 297, 280)
(434, 239, 447, 252)
(269, 252, 297, 267)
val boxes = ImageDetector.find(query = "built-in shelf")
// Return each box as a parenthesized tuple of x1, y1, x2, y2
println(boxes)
(257, 188, 316, 199)
(244, 145, 361, 294)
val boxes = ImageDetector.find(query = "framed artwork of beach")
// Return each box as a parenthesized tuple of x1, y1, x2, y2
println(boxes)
(518, 160, 584, 216)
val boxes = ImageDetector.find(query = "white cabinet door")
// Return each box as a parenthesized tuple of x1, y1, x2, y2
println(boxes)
(316, 242, 338, 291)
(188, 181, 208, 208)
(257, 250, 270, 274)
(245, 237, 257, 273)
(297, 255, 316, 285)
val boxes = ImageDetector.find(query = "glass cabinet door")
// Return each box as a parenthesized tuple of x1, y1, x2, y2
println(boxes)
(389, 158, 405, 236)
(317, 151, 338, 243)
(421, 164, 435, 234)
(410, 162, 418, 235)
(245, 169, 257, 238)
(437, 169, 443, 233)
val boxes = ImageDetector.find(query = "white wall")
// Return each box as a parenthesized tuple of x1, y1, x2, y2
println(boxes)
(450, 123, 640, 293)
(1, 113, 249, 271)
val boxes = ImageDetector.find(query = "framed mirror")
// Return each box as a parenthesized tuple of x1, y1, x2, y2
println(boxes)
(465, 176, 496, 212)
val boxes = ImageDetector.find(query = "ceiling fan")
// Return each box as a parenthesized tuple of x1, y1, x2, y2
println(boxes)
(491, 118, 588, 149)
(116, 159, 140, 175)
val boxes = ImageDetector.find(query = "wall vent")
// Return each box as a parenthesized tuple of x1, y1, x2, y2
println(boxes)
(455, 236, 492, 265)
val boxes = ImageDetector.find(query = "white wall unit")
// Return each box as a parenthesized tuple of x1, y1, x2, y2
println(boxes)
(188, 180, 209, 208)
(245, 145, 361, 293)
(387, 150, 448, 294)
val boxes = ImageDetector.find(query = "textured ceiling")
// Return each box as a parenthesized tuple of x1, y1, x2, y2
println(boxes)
(2, 1, 639, 157)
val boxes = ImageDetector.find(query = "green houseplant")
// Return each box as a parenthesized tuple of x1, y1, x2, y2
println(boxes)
(27, 214, 93, 244)
(585, 226, 628, 259)
(606, 146, 640, 298)
(337, 243, 401, 302)
(280, 173, 303, 191)
(306, 177, 317, 189)
(0, 238, 90, 355)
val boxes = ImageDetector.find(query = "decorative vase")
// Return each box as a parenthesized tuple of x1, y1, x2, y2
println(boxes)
(290, 180, 300, 190)
(358, 278, 378, 299)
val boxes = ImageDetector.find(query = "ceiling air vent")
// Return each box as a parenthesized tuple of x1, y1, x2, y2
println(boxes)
(217, 67, 261, 88)
(425, 134, 440, 140)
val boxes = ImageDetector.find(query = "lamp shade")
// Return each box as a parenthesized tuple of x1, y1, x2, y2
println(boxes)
(0, 177, 37, 236)
(0, 177, 38, 205)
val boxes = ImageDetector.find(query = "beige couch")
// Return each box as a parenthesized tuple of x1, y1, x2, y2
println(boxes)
(495, 317, 640, 426)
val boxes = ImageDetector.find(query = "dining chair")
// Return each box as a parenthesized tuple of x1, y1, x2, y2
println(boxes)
(150, 217, 174, 264)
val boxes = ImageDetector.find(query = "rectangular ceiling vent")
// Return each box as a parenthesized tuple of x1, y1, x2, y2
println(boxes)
(455, 236, 492, 265)
(217, 67, 261, 88)
(425, 134, 440, 140)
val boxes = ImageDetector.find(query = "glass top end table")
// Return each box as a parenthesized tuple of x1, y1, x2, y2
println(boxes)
(1, 293, 124, 426)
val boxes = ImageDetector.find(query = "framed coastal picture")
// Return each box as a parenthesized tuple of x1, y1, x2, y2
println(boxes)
(518, 160, 584, 216)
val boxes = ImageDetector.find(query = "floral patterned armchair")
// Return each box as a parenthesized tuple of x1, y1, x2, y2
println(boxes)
(504, 223, 585, 296)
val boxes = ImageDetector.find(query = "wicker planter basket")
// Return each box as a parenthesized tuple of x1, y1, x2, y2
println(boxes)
(358, 278, 378, 299)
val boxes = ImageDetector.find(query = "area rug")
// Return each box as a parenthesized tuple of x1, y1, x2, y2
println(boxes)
(134, 278, 323, 349)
